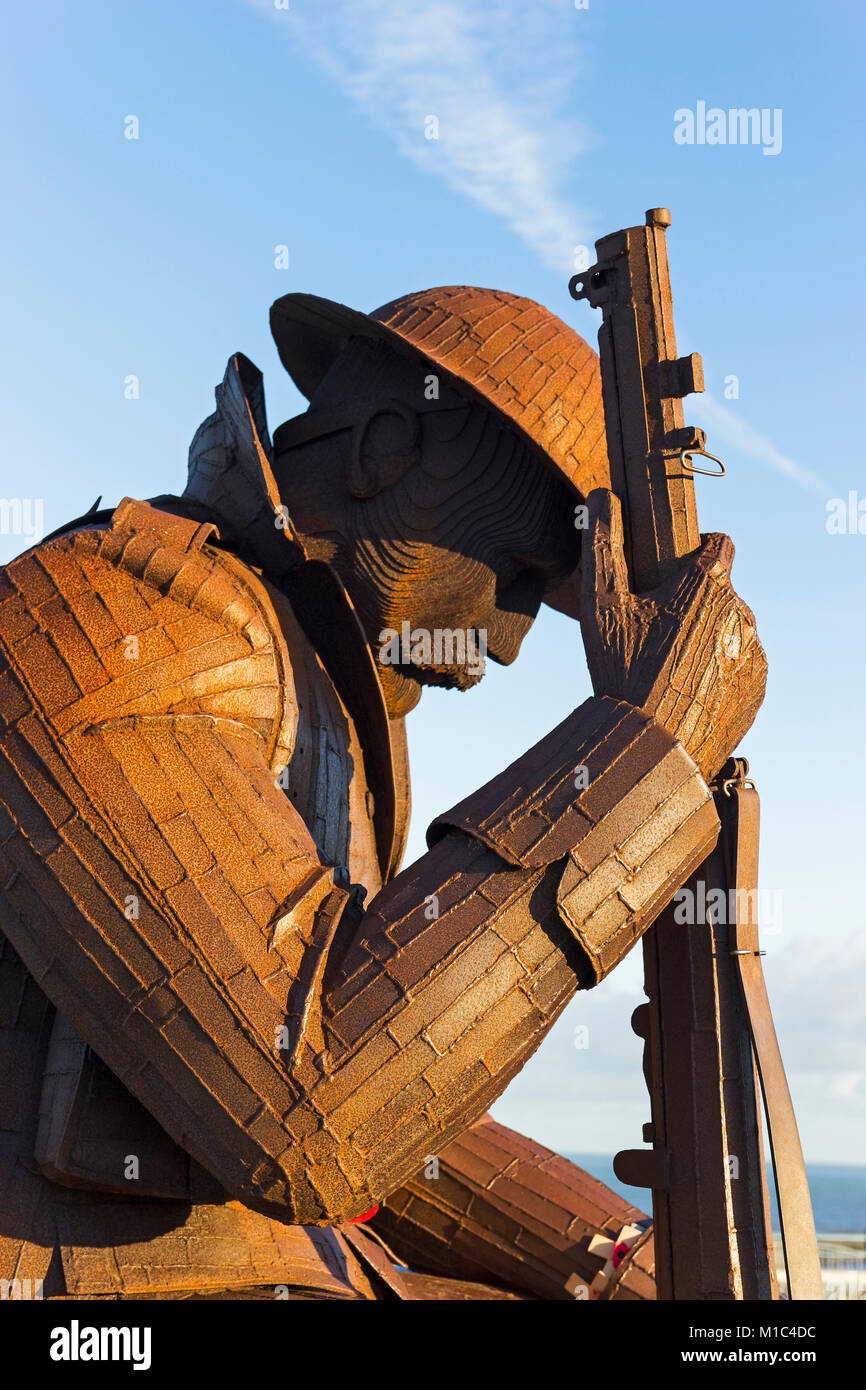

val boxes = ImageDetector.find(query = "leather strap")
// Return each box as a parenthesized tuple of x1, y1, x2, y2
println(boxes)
(726, 773, 823, 1300)
(110, 497, 218, 552)
(339, 1225, 413, 1300)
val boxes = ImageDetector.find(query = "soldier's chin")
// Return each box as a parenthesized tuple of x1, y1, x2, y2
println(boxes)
(400, 662, 485, 693)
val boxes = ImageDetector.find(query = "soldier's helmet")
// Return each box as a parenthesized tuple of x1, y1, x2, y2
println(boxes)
(270, 286, 611, 505)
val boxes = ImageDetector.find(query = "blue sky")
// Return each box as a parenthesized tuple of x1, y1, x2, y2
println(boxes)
(1, 0, 863, 1167)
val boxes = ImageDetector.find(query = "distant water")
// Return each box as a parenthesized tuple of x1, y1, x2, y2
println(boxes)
(566, 1154, 866, 1237)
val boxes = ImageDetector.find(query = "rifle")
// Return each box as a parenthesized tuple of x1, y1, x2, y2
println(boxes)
(569, 209, 822, 1300)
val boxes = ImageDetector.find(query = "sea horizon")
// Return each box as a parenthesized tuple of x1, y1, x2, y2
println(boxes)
(566, 1154, 866, 1238)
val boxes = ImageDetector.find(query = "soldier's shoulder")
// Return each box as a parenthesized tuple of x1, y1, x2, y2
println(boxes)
(0, 497, 303, 770)
(10, 496, 269, 618)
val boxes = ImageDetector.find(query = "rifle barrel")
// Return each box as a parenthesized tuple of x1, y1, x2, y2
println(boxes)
(570, 208, 703, 592)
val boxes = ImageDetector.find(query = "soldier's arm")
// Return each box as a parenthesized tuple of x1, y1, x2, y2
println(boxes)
(308, 694, 715, 1219)
(0, 501, 755, 1225)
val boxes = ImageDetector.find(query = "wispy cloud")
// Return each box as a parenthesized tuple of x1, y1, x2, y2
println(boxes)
(251, 0, 592, 272)
(251, 0, 820, 493)
(692, 392, 825, 494)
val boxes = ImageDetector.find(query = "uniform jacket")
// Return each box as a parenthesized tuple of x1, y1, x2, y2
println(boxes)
(0, 355, 712, 1298)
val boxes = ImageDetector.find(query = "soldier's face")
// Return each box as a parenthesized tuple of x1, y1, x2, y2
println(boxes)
(275, 339, 581, 702)
(349, 398, 580, 693)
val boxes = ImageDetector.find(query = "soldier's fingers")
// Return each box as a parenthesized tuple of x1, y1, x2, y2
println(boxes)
(582, 489, 631, 611)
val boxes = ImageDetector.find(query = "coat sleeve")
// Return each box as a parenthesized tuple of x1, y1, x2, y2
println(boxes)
(0, 501, 718, 1224)
(370, 1112, 657, 1301)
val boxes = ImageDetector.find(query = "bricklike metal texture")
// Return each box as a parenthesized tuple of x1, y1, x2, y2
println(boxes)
(372, 1113, 656, 1300)
(578, 495, 767, 786)
(429, 697, 720, 981)
(0, 930, 634, 1300)
(399, 1271, 526, 1300)
(271, 286, 612, 502)
(0, 495, 717, 1293)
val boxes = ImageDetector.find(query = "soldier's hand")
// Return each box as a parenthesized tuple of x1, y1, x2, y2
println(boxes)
(579, 488, 767, 782)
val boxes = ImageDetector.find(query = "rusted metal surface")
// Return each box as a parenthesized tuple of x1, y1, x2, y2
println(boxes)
(575, 208, 815, 1300)
(0, 265, 768, 1298)
(271, 286, 612, 504)
(614, 780, 778, 1299)
(723, 766, 823, 1300)
(571, 208, 702, 593)
(372, 1112, 656, 1301)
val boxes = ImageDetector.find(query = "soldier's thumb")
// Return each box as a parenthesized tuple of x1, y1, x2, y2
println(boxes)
(694, 531, 736, 586)
(581, 488, 631, 613)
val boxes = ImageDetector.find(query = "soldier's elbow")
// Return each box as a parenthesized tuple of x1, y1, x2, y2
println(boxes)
(225, 1143, 379, 1228)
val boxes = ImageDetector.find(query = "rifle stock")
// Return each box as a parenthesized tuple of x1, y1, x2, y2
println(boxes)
(570, 210, 821, 1300)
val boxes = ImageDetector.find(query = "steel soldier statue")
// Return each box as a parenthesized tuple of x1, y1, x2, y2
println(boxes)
(0, 285, 765, 1300)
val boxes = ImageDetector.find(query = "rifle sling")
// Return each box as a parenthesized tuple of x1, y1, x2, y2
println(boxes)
(726, 781, 823, 1301)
